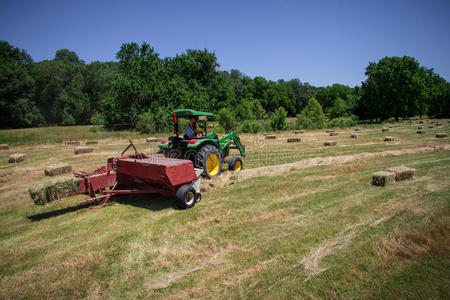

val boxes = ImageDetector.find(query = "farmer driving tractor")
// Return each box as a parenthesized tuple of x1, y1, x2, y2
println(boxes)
(185, 119, 196, 139)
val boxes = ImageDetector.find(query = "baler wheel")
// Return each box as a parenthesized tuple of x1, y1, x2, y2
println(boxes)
(176, 184, 196, 209)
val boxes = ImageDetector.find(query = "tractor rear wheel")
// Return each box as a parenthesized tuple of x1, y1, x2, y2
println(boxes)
(176, 184, 196, 209)
(228, 157, 243, 171)
(196, 144, 222, 178)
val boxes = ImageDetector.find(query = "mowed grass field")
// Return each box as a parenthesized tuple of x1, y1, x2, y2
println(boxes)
(0, 120, 449, 299)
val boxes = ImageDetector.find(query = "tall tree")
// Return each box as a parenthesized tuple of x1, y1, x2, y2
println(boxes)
(0, 41, 42, 128)
(360, 56, 427, 121)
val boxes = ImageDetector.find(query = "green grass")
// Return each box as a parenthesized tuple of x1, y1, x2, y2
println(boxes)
(0, 125, 153, 146)
(0, 119, 448, 298)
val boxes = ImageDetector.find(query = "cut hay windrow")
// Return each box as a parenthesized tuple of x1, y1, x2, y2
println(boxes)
(65, 141, 80, 145)
(44, 164, 73, 176)
(326, 130, 335, 133)
(85, 141, 98, 145)
(29, 177, 81, 205)
(9, 153, 26, 163)
(0, 144, 9, 150)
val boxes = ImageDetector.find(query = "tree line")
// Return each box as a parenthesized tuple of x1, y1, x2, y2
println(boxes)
(1, 40, 448, 130)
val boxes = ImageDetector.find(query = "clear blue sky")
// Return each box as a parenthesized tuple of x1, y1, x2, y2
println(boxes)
(1, 0, 449, 87)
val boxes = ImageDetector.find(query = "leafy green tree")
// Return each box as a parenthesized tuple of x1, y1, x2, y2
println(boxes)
(270, 107, 288, 131)
(426, 75, 450, 118)
(217, 107, 236, 132)
(328, 97, 347, 119)
(359, 56, 428, 121)
(0, 41, 43, 127)
(296, 97, 325, 129)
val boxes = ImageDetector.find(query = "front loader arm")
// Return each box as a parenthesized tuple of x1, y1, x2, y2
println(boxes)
(219, 132, 246, 157)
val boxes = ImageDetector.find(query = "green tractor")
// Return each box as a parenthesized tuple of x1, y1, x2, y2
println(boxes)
(158, 109, 245, 178)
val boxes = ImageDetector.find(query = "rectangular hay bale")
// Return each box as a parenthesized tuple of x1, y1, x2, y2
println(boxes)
(9, 153, 26, 163)
(435, 133, 447, 138)
(324, 141, 337, 146)
(351, 134, 358, 138)
(29, 177, 81, 205)
(382, 128, 389, 132)
(44, 164, 73, 176)
(74, 147, 94, 155)
(0, 144, 9, 150)
(146, 138, 160, 143)
(326, 130, 335, 133)
(65, 141, 80, 145)
(354, 128, 361, 131)
(371, 171, 395, 186)
(85, 141, 98, 145)
(265, 135, 276, 139)
(384, 136, 395, 141)
(330, 132, 339, 136)
(387, 166, 415, 181)
(416, 130, 426, 134)
(294, 130, 304, 134)
(287, 138, 301, 143)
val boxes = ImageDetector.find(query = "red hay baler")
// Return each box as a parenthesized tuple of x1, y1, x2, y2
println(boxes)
(70, 141, 202, 209)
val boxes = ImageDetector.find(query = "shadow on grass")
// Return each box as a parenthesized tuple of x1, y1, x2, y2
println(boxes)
(27, 194, 179, 222)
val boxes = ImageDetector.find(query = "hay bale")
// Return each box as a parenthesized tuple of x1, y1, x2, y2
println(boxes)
(387, 166, 415, 181)
(29, 178, 81, 205)
(265, 135, 276, 139)
(437, 123, 442, 126)
(65, 141, 80, 145)
(0, 144, 9, 150)
(74, 147, 94, 155)
(351, 134, 358, 139)
(428, 126, 434, 129)
(330, 132, 339, 136)
(354, 128, 361, 131)
(9, 153, 26, 163)
(419, 120, 424, 124)
(435, 133, 448, 138)
(146, 138, 160, 143)
(44, 164, 72, 176)
(384, 136, 395, 142)
(287, 138, 301, 143)
(85, 141, 98, 145)
(417, 126, 423, 129)
(371, 171, 395, 186)
(382, 128, 389, 132)
(324, 141, 337, 146)
(416, 130, 426, 134)
(294, 130, 304, 134)
(326, 130, 335, 133)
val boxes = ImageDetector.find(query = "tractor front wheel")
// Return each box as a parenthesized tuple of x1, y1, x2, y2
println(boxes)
(228, 157, 243, 171)
(196, 145, 222, 178)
